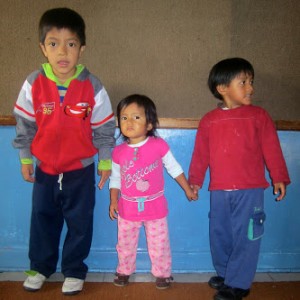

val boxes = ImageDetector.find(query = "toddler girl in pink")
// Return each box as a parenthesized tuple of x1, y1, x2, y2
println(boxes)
(109, 94, 197, 289)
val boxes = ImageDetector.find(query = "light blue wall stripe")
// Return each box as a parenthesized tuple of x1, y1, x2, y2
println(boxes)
(1, 127, 299, 272)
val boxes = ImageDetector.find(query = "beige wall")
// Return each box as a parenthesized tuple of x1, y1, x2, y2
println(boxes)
(1, 0, 299, 119)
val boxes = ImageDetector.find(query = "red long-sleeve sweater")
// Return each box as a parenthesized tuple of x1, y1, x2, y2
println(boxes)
(188, 105, 290, 190)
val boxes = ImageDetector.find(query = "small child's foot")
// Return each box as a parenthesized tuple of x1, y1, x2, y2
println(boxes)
(155, 276, 174, 290)
(113, 273, 130, 287)
(23, 270, 46, 292)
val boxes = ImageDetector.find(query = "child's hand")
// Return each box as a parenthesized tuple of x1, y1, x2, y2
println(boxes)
(109, 202, 118, 220)
(174, 174, 199, 201)
(21, 164, 35, 183)
(97, 169, 111, 189)
(190, 184, 200, 200)
(185, 188, 198, 201)
(273, 182, 286, 201)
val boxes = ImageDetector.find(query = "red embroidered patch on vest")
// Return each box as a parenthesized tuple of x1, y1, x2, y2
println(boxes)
(64, 102, 91, 119)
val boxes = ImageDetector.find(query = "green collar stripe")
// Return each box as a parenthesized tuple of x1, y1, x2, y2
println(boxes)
(42, 63, 84, 87)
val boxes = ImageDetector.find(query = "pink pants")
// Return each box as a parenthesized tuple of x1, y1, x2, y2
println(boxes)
(116, 216, 171, 278)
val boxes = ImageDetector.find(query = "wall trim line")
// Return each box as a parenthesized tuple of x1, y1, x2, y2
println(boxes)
(1, 115, 300, 131)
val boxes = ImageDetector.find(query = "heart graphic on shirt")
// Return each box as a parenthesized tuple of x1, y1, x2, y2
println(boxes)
(136, 179, 150, 192)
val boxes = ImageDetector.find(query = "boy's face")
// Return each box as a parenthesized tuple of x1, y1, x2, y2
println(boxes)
(40, 27, 85, 84)
(217, 72, 254, 109)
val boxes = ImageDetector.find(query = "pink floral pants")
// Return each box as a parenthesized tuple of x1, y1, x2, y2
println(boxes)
(116, 216, 171, 278)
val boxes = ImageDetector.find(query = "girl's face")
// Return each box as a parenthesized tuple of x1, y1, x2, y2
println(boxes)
(40, 27, 85, 84)
(219, 72, 254, 109)
(119, 103, 153, 144)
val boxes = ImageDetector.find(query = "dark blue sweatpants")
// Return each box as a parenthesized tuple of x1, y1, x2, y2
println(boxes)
(209, 188, 265, 289)
(29, 164, 95, 279)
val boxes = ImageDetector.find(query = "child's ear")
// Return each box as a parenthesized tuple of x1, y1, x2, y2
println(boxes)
(216, 84, 227, 96)
(147, 123, 153, 131)
(39, 43, 48, 58)
(79, 45, 85, 57)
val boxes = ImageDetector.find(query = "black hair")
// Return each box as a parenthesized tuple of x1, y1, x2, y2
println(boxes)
(117, 94, 159, 140)
(208, 57, 254, 100)
(39, 7, 86, 45)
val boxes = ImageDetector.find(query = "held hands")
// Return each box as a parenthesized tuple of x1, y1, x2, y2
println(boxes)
(189, 184, 200, 201)
(175, 173, 198, 201)
(21, 164, 35, 183)
(97, 169, 111, 189)
(185, 186, 199, 201)
(273, 182, 287, 201)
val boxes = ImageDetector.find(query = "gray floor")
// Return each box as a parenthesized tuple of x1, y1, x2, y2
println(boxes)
(1, 272, 300, 283)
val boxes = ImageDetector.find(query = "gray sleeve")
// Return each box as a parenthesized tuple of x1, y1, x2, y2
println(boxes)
(12, 114, 37, 159)
(93, 119, 116, 161)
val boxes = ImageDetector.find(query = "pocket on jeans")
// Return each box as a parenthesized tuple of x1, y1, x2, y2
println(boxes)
(248, 211, 266, 241)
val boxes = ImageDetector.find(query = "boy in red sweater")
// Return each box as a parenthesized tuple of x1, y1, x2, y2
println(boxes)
(189, 58, 290, 300)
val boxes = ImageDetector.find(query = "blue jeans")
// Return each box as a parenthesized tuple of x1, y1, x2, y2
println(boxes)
(29, 164, 95, 279)
(209, 188, 265, 289)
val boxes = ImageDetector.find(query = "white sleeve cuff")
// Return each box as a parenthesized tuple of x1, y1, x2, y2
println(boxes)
(109, 161, 121, 189)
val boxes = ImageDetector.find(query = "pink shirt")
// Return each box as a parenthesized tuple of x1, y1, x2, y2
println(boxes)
(111, 137, 177, 221)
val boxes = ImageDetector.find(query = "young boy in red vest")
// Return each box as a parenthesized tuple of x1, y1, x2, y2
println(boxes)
(13, 7, 115, 295)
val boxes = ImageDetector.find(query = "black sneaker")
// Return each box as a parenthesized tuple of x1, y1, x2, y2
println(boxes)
(214, 286, 250, 300)
(208, 276, 225, 290)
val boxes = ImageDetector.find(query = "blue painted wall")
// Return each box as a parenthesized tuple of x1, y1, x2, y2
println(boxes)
(0, 126, 299, 273)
